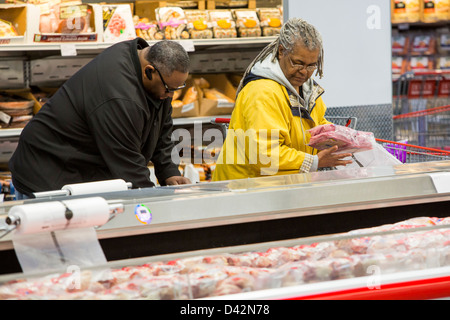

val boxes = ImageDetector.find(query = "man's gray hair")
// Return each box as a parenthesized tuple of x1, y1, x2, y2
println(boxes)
(146, 40, 190, 75)
(238, 18, 324, 94)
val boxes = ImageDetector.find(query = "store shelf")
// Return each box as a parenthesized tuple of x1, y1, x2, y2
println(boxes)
(0, 115, 231, 140)
(0, 129, 22, 139)
(0, 37, 277, 53)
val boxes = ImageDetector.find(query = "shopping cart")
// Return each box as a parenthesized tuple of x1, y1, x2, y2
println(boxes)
(393, 70, 450, 116)
(375, 138, 450, 164)
(211, 116, 450, 165)
(393, 104, 450, 150)
(211, 116, 358, 131)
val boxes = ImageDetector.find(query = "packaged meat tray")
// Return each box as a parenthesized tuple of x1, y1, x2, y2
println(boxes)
(155, 6, 189, 40)
(308, 123, 375, 154)
(208, 10, 237, 39)
(1, 216, 450, 299)
(184, 10, 213, 39)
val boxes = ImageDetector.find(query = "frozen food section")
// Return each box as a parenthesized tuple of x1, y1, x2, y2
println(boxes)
(1, 161, 450, 299)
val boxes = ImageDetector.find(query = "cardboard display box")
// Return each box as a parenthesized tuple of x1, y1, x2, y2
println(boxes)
(30, 3, 102, 43)
(0, 4, 31, 45)
(171, 76, 200, 118)
(195, 73, 237, 116)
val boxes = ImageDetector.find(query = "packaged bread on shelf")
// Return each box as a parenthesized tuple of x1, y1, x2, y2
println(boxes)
(0, 92, 35, 129)
(203, 88, 234, 106)
(155, 6, 189, 40)
(133, 16, 163, 40)
(208, 10, 237, 38)
(0, 19, 19, 37)
(233, 9, 261, 37)
(257, 8, 282, 37)
(435, 0, 450, 20)
(419, 0, 445, 23)
(171, 85, 200, 118)
(391, 0, 420, 23)
(194, 77, 211, 89)
(195, 74, 236, 116)
(184, 10, 213, 39)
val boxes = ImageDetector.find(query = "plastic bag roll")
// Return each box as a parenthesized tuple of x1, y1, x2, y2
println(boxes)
(8, 197, 110, 235)
(62, 179, 129, 195)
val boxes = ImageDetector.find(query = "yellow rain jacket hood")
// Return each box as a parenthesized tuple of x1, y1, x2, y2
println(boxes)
(212, 53, 330, 181)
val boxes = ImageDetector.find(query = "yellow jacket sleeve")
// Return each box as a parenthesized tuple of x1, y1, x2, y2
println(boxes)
(214, 79, 324, 181)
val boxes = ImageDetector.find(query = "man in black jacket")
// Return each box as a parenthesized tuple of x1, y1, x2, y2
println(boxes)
(9, 38, 191, 198)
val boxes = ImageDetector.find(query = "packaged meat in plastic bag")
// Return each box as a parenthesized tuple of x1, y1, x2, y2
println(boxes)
(308, 123, 375, 154)
(155, 7, 189, 40)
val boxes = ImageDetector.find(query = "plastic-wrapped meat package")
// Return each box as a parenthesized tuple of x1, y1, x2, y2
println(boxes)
(308, 123, 375, 153)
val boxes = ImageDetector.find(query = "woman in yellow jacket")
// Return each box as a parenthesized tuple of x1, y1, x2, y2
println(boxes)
(213, 18, 353, 181)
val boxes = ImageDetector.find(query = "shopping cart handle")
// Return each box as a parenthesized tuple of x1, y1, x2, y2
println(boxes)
(212, 118, 231, 124)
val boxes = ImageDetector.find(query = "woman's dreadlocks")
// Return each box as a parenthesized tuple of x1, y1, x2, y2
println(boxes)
(237, 18, 324, 95)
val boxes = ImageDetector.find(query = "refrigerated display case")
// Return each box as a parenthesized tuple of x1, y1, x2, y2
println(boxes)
(0, 160, 450, 299)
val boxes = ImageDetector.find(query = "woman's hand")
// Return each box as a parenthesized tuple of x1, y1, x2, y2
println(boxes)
(317, 146, 353, 168)
(165, 176, 192, 185)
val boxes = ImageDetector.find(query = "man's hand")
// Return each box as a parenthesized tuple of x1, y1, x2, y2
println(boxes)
(165, 176, 192, 186)
(317, 145, 353, 168)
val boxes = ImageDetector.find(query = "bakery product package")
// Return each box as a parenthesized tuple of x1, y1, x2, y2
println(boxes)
(155, 6, 189, 40)
(208, 10, 237, 39)
(257, 8, 282, 37)
(233, 9, 261, 38)
(391, 0, 420, 23)
(185, 10, 213, 39)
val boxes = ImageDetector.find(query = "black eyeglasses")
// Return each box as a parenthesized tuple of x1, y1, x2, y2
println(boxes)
(152, 65, 186, 93)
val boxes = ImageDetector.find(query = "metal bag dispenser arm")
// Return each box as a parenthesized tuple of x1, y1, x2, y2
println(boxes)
(0, 197, 124, 239)
(32, 179, 133, 199)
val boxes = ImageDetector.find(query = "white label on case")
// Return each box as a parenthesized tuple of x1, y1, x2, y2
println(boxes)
(428, 172, 450, 194)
